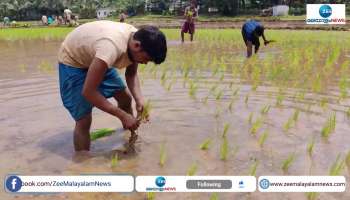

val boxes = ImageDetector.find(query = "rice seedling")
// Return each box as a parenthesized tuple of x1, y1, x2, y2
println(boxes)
(258, 131, 269, 147)
(321, 112, 336, 138)
(281, 153, 296, 172)
(202, 95, 209, 104)
(147, 192, 155, 200)
(249, 159, 259, 176)
(346, 108, 350, 118)
(188, 81, 198, 99)
(111, 153, 118, 168)
(222, 123, 230, 138)
(159, 143, 167, 167)
(329, 154, 346, 176)
(212, 67, 219, 77)
(187, 162, 198, 176)
(244, 94, 249, 105)
(232, 88, 239, 96)
(293, 109, 300, 122)
(199, 138, 212, 150)
(346, 150, 350, 167)
(214, 107, 222, 119)
(228, 98, 235, 112)
(306, 192, 319, 200)
(250, 118, 263, 135)
(260, 105, 271, 115)
(276, 92, 284, 106)
(220, 137, 229, 161)
(283, 117, 294, 132)
(140, 100, 152, 121)
(210, 193, 219, 200)
(215, 90, 223, 101)
(219, 73, 225, 82)
(90, 128, 115, 141)
(248, 112, 254, 124)
(307, 138, 315, 156)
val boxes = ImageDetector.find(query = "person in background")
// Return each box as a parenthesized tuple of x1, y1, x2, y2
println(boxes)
(64, 8, 72, 25)
(41, 15, 48, 25)
(48, 16, 53, 25)
(241, 19, 271, 57)
(181, 0, 198, 42)
(3, 17, 10, 26)
(119, 11, 127, 23)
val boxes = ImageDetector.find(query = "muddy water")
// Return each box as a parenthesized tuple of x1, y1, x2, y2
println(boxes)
(0, 39, 349, 200)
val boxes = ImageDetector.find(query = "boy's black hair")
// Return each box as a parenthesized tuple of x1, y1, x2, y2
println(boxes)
(133, 26, 167, 64)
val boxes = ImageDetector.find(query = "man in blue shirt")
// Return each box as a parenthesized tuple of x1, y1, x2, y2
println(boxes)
(242, 20, 271, 57)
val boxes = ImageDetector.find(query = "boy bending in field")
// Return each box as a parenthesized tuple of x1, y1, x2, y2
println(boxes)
(242, 19, 271, 57)
(58, 21, 167, 151)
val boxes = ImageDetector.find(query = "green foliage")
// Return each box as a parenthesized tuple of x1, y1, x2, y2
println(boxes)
(159, 143, 167, 167)
(187, 162, 198, 176)
(90, 128, 115, 141)
(258, 131, 269, 147)
(249, 159, 259, 176)
(222, 123, 230, 138)
(321, 112, 336, 138)
(282, 153, 296, 172)
(220, 137, 229, 161)
(307, 138, 315, 156)
(199, 138, 212, 150)
(329, 154, 345, 176)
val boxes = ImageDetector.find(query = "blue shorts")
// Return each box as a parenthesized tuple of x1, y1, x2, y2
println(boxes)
(58, 63, 126, 121)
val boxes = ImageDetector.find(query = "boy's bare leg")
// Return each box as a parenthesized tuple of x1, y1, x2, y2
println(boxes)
(190, 33, 194, 42)
(181, 31, 185, 43)
(74, 113, 92, 151)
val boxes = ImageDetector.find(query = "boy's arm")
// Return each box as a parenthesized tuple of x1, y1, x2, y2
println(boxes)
(125, 63, 145, 117)
(82, 57, 139, 130)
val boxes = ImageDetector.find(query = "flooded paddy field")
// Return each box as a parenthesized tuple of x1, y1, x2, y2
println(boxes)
(0, 28, 349, 200)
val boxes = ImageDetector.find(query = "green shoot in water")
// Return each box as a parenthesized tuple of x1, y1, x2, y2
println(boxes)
(228, 98, 234, 112)
(293, 109, 300, 122)
(111, 153, 118, 168)
(248, 112, 254, 124)
(90, 128, 115, 141)
(210, 193, 219, 200)
(258, 131, 269, 147)
(260, 105, 271, 115)
(188, 81, 198, 99)
(281, 153, 296, 172)
(222, 123, 230, 138)
(249, 159, 259, 176)
(329, 154, 345, 176)
(283, 117, 294, 131)
(346, 108, 350, 118)
(307, 138, 315, 156)
(199, 138, 212, 150)
(215, 90, 223, 101)
(220, 137, 229, 161)
(346, 150, 350, 167)
(159, 143, 167, 167)
(147, 192, 155, 200)
(232, 88, 239, 96)
(276, 92, 284, 106)
(187, 162, 198, 176)
(244, 94, 249, 105)
(140, 100, 152, 121)
(321, 112, 336, 138)
(250, 118, 262, 135)
(306, 192, 319, 200)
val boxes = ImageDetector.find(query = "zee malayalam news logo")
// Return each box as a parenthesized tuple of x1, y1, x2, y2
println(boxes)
(306, 4, 346, 24)
(146, 176, 176, 192)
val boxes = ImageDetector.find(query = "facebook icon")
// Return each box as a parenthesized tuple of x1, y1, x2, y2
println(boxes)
(5, 175, 22, 192)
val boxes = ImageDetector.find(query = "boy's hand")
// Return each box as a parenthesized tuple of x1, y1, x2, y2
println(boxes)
(121, 113, 140, 131)
(136, 101, 150, 122)
(264, 40, 270, 46)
